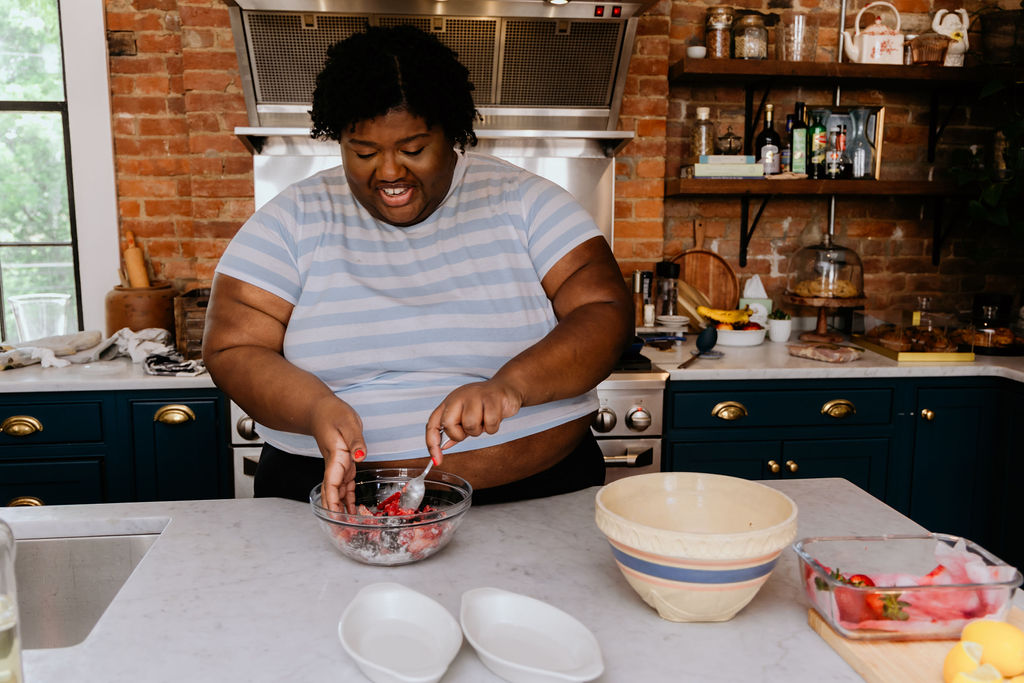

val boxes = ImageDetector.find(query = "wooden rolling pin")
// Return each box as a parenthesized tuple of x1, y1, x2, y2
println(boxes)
(123, 230, 150, 288)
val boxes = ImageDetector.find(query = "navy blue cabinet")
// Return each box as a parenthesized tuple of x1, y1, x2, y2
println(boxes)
(665, 379, 895, 500)
(665, 375, 1023, 570)
(907, 381, 998, 546)
(0, 389, 231, 506)
(906, 377, 1022, 568)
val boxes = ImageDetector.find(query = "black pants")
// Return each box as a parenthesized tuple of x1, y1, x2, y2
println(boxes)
(254, 431, 606, 505)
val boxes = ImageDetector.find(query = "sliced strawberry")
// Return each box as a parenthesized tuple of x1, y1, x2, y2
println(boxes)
(865, 592, 911, 620)
(834, 585, 875, 623)
(847, 574, 875, 587)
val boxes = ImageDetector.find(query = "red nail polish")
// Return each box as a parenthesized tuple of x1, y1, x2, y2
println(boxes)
(353, 449, 365, 461)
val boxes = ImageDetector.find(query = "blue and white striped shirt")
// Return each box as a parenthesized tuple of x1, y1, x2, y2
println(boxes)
(216, 151, 601, 460)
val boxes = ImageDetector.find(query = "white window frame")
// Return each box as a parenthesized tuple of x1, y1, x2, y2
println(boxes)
(59, 0, 119, 333)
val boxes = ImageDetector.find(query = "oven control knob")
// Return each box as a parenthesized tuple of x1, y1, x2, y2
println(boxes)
(592, 407, 617, 433)
(626, 407, 652, 432)
(236, 416, 260, 441)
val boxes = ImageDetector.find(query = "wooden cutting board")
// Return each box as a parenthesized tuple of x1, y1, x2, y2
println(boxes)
(677, 220, 739, 311)
(809, 607, 1024, 683)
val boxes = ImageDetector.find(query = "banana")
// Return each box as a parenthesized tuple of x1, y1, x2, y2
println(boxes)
(696, 305, 752, 324)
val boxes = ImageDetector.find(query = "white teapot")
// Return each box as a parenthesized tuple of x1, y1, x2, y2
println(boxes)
(933, 9, 970, 66)
(843, 1, 905, 64)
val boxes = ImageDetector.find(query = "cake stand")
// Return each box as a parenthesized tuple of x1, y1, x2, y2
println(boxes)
(784, 294, 868, 343)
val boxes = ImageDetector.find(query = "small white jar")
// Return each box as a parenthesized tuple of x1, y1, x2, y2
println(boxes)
(768, 318, 793, 342)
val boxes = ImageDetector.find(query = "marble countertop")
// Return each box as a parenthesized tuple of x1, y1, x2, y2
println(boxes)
(0, 342, 1020, 394)
(5, 478, 1008, 682)
(644, 338, 1024, 383)
(0, 357, 215, 392)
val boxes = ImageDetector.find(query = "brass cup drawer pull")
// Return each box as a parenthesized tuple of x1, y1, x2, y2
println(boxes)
(768, 460, 799, 474)
(7, 496, 44, 507)
(712, 401, 748, 421)
(154, 404, 196, 425)
(0, 415, 43, 437)
(821, 399, 856, 419)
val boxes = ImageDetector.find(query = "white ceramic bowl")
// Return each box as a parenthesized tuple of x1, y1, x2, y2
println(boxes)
(715, 327, 767, 346)
(686, 45, 707, 59)
(339, 583, 462, 683)
(595, 472, 798, 622)
(460, 587, 604, 683)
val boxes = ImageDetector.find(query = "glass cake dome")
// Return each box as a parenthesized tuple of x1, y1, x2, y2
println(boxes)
(785, 234, 864, 300)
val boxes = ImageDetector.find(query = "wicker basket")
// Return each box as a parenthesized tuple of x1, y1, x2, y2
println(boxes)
(174, 288, 210, 360)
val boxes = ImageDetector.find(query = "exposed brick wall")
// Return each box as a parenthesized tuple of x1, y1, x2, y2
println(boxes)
(618, 0, 1024, 314)
(102, 0, 1023, 315)
(104, 0, 252, 286)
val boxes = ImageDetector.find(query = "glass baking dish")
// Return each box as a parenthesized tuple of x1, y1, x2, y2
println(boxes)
(793, 534, 1022, 640)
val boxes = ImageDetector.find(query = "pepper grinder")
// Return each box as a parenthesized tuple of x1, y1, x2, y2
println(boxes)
(655, 261, 680, 317)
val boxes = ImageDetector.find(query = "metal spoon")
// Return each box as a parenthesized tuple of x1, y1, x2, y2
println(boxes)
(677, 326, 718, 369)
(398, 459, 433, 511)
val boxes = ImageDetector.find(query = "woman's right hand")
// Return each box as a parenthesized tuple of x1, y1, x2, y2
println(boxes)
(311, 396, 367, 513)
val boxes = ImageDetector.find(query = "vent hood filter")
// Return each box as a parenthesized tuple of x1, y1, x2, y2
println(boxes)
(228, 2, 651, 156)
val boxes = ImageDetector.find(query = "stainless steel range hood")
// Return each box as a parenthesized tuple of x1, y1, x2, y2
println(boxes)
(227, 0, 650, 157)
(226, 0, 652, 242)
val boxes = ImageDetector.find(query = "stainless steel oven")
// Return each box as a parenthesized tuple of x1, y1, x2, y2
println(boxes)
(230, 401, 262, 498)
(593, 369, 669, 483)
(229, 365, 668, 493)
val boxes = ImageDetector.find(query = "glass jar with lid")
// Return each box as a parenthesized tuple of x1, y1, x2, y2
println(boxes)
(705, 6, 734, 58)
(692, 107, 716, 164)
(733, 14, 768, 60)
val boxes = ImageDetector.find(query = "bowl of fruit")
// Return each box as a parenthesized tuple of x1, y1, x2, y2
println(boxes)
(794, 534, 1022, 641)
(310, 467, 472, 566)
(697, 305, 766, 346)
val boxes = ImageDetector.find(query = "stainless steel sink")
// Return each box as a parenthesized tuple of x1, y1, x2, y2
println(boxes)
(15, 534, 158, 649)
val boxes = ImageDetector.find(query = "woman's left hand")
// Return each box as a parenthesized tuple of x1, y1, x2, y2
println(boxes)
(426, 378, 524, 463)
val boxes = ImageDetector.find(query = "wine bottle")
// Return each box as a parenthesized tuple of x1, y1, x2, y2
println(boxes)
(825, 129, 842, 179)
(790, 102, 808, 175)
(781, 114, 794, 173)
(755, 104, 781, 175)
(807, 108, 829, 179)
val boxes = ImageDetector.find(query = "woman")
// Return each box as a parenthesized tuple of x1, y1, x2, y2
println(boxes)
(203, 25, 632, 513)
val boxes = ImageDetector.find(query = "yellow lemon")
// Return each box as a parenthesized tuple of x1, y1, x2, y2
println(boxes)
(945, 641, 985, 683)
(952, 663, 1005, 683)
(1009, 677, 1024, 683)
(963, 620, 1024, 677)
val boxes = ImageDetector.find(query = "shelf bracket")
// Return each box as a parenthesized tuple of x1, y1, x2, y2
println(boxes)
(739, 194, 771, 268)
(928, 90, 961, 163)
(931, 195, 966, 265)
(743, 84, 772, 156)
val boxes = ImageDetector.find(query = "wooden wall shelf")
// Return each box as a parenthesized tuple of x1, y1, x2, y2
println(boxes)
(665, 178, 962, 197)
(665, 58, 1012, 267)
(669, 58, 1024, 88)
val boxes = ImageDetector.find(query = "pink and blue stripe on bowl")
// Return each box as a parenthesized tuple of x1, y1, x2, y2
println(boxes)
(607, 539, 783, 587)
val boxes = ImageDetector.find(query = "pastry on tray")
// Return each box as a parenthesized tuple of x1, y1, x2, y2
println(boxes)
(950, 326, 1023, 348)
(864, 324, 957, 352)
(791, 279, 861, 298)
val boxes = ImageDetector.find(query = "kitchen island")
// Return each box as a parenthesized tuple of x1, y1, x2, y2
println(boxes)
(7, 478, 1011, 682)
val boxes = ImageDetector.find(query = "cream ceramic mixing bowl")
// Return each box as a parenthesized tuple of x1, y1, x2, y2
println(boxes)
(595, 472, 798, 622)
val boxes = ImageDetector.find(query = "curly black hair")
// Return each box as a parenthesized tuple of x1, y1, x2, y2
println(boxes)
(310, 25, 478, 150)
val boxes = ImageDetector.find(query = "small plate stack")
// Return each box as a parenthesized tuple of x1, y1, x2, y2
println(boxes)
(655, 315, 689, 329)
